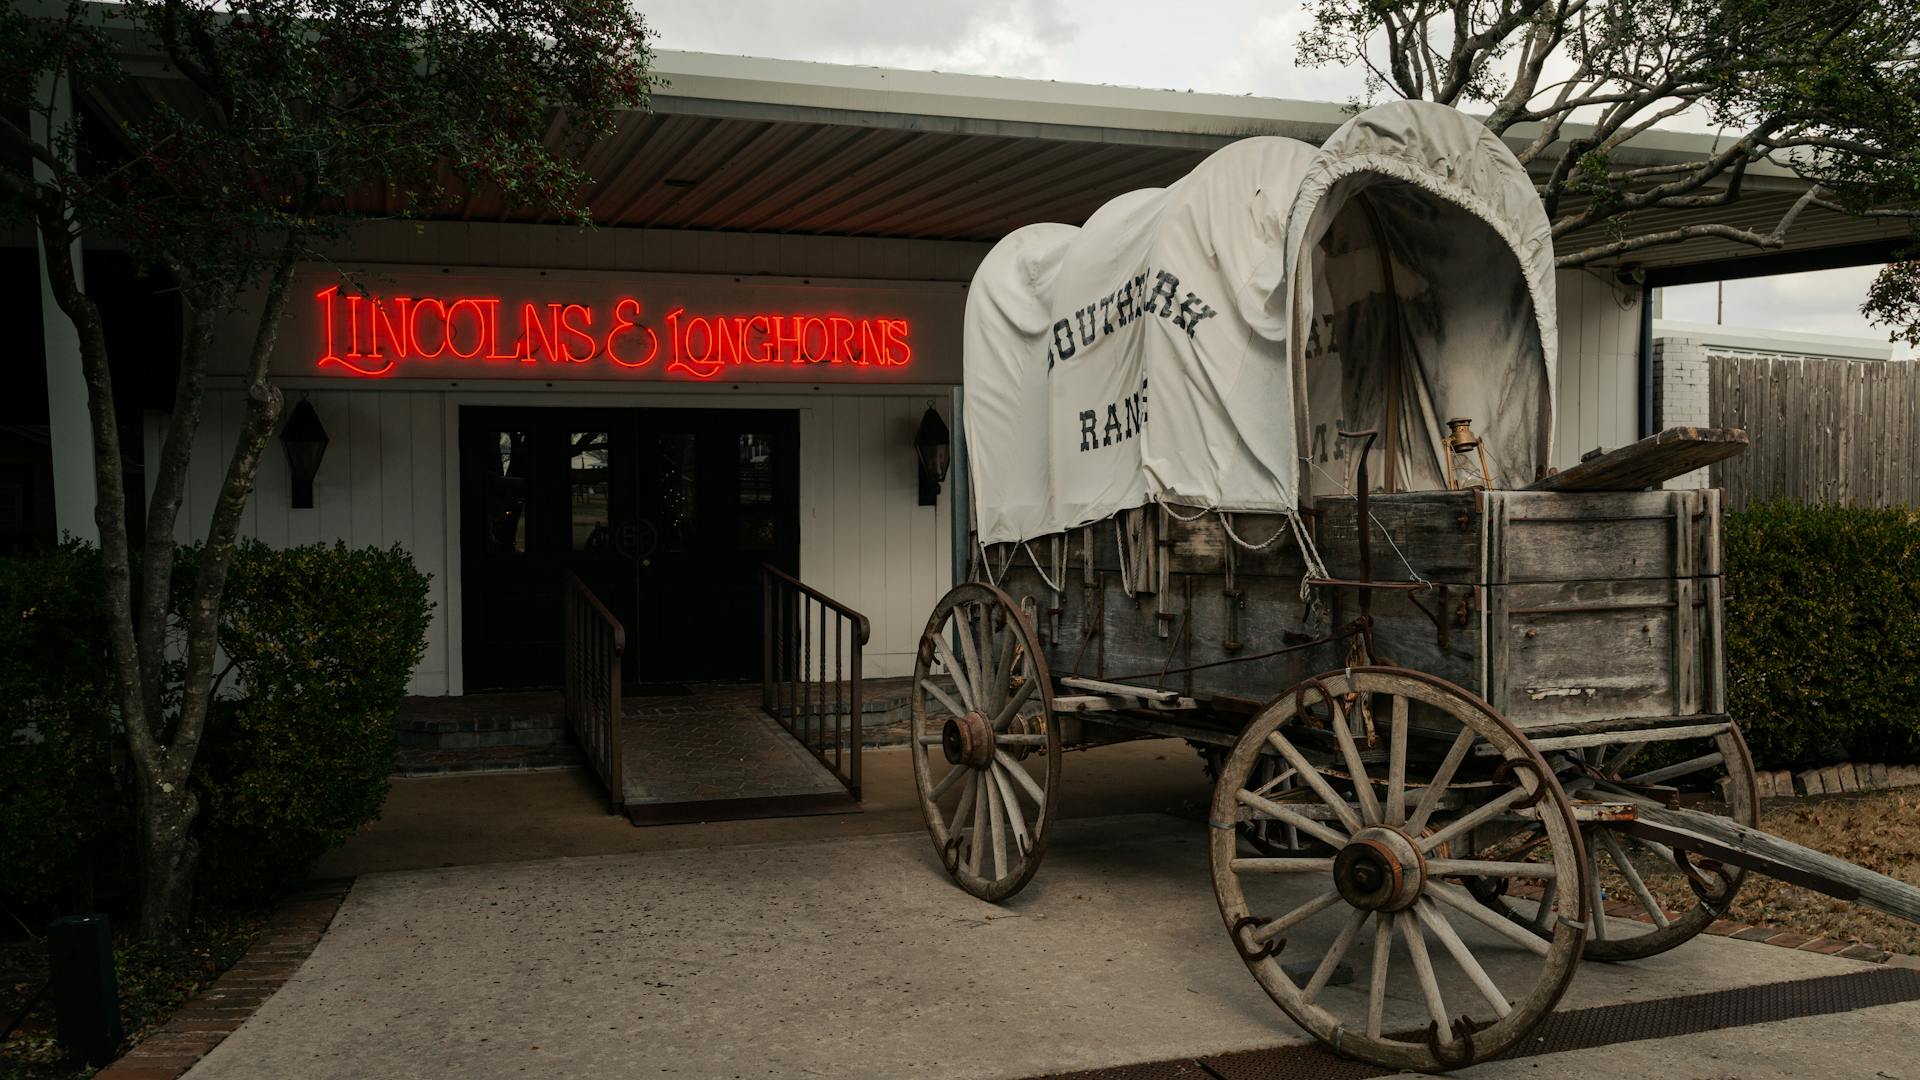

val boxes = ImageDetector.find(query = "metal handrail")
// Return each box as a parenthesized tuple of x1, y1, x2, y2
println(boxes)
(761, 563, 870, 799)
(563, 570, 626, 813)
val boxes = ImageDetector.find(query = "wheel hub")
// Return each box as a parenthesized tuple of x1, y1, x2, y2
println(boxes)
(941, 710, 995, 770)
(1334, 826, 1426, 911)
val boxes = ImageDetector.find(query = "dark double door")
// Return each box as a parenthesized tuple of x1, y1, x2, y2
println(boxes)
(460, 406, 799, 691)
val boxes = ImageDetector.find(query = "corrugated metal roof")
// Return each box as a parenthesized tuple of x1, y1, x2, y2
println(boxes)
(77, 45, 1901, 272)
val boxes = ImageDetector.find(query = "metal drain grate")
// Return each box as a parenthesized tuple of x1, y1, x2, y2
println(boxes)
(1036, 967, 1920, 1079)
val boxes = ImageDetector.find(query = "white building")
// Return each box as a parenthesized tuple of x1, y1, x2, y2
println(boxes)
(22, 49, 1906, 696)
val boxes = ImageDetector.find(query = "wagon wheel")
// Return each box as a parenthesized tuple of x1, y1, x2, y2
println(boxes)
(1210, 668, 1589, 1073)
(910, 582, 1060, 902)
(1477, 724, 1759, 962)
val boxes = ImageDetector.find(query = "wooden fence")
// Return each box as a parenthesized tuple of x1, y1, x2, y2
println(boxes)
(1709, 355, 1920, 509)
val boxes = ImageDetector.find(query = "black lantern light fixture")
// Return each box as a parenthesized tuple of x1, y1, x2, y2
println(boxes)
(913, 402, 950, 507)
(280, 397, 329, 509)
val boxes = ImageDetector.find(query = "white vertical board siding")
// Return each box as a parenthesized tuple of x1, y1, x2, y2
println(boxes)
(1552, 269, 1642, 469)
(150, 387, 454, 696)
(147, 384, 952, 695)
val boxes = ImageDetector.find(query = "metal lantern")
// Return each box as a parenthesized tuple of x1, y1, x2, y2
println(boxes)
(281, 397, 329, 509)
(913, 404, 950, 506)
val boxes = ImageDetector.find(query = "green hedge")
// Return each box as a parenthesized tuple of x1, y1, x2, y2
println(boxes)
(191, 541, 433, 905)
(1725, 500, 1920, 770)
(0, 543, 127, 913)
(0, 541, 431, 916)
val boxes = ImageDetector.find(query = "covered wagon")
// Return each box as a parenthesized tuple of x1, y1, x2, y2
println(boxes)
(908, 100, 1920, 1072)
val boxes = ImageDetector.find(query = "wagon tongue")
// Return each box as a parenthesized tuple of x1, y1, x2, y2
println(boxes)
(1614, 802, 1920, 924)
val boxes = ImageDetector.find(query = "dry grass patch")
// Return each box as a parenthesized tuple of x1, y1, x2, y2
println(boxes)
(1612, 789, 1920, 957)
(1729, 790, 1920, 956)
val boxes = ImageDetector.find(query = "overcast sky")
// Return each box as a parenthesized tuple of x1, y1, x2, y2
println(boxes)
(640, 0, 1910, 359)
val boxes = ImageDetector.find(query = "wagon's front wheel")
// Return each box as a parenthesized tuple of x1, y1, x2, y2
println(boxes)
(1210, 668, 1589, 1073)
(910, 582, 1060, 902)
(1481, 722, 1759, 962)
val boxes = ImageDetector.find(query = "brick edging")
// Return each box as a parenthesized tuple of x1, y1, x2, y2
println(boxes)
(1701, 914, 1920, 969)
(94, 879, 352, 1080)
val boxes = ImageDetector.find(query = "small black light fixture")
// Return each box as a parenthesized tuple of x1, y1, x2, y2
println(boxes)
(281, 396, 329, 509)
(913, 402, 950, 507)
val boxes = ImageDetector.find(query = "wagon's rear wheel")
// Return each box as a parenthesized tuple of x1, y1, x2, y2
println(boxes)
(1210, 668, 1588, 1073)
(1478, 724, 1759, 962)
(910, 582, 1060, 902)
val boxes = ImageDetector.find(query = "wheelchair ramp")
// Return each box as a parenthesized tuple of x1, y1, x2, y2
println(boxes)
(618, 684, 858, 825)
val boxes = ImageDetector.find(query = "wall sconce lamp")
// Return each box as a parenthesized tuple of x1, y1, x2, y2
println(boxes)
(281, 397, 329, 509)
(913, 403, 950, 507)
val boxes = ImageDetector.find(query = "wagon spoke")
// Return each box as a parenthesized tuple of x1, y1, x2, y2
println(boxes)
(955, 604, 987, 709)
(994, 609, 1018, 706)
(1623, 751, 1724, 787)
(1599, 829, 1670, 929)
(984, 768, 1010, 877)
(1235, 788, 1349, 850)
(920, 679, 968, 723)
(1418, 786, 1535, 854)
(1252, 765, 1299, 799)
(929, 763, 966, 801)
(1427, 858, 1559, 880)
(1405, 727, 1476, 836)
(1416, 898, 1512, 1018)
(1228, 857, 1338, 874)
(966, 773, 989, 877)
(993, 749, 1048, 810)
(1248, 888, 1343, 947)
(980, 604, 1005, 713)
(945, 772, 978, 846)
(1530, 878, 1559, 931)
(1265, 730, 1365, 834)
(1304, 906, 1369, 1004)
(1328, 695, 1382, 826)
(1385, 695, 1409, 825)
(1399, 910, 1450, 1030)
(1427, 881, 1554, 957)
(991, 765, 1033, 855)
(1366, 911, 1393, 1038)
(1587, 846, 1608, 941)
(930, 631, 975, 712)
(990, 676, 1036, 733)
(1601, 740, 1646, 776)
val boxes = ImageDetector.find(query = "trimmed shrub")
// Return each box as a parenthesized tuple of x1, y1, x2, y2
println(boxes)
(1725, 500, 1920, 770)
(0, 543, 129, 913)
(191, 540, 432, 905)
(0, 540, 431, 918)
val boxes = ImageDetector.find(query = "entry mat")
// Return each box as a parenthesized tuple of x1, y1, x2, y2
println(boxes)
(1040, 966, 1920, 1079)
(619, 702, 858, 826)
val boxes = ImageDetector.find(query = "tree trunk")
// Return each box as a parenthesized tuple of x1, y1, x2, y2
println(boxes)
(132, 759, 199, 944)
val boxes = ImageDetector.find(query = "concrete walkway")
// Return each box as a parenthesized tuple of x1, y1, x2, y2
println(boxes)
(195, 808, 1914, 1080)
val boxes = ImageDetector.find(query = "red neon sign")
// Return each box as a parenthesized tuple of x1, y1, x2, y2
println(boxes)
(313, 287, 914, 379)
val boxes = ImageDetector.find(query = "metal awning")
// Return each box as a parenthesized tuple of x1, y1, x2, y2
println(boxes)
(78, 37, 1906, 271)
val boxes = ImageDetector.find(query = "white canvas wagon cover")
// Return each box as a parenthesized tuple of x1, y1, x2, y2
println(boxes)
(963, 100, 1558, 548)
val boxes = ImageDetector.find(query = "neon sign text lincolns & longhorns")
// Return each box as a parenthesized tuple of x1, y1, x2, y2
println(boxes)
(312, 286, 913, 379)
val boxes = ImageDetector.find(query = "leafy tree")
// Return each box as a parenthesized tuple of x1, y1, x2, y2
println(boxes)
(0, 0, 653, 945)
(1298, 0, 1920, 338)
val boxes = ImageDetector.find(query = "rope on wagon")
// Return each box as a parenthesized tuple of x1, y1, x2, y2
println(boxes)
(1304, 457, 1433, 588)
(1021, 541, 1064, 593)
(1160, 500, 1212, 523)
(978, 537, 1017, 587)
